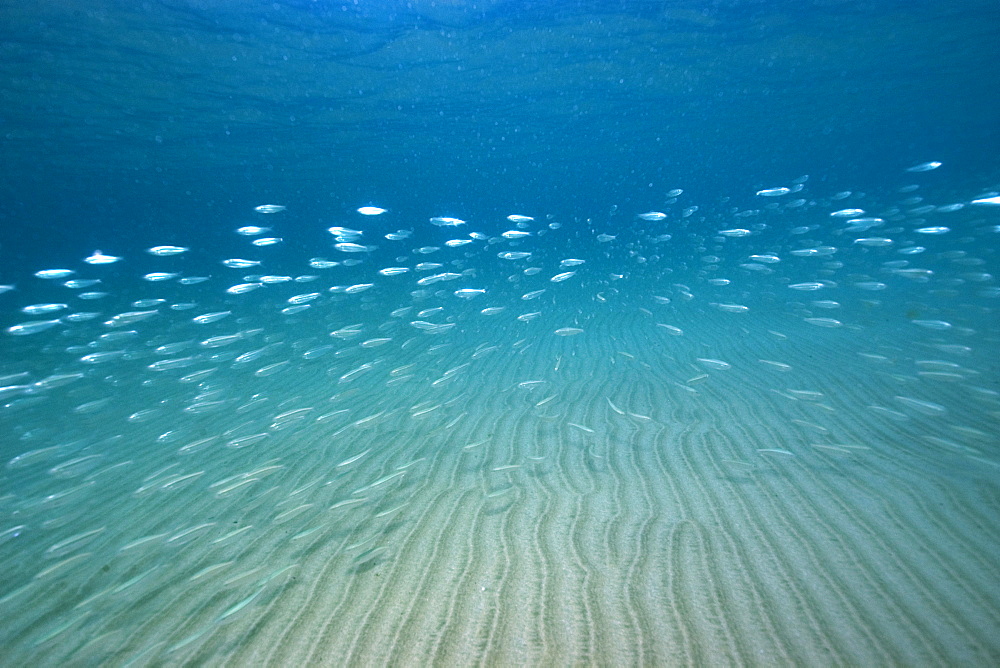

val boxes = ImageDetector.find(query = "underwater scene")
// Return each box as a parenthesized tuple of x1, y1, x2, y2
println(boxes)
(1, 1, 999, 665)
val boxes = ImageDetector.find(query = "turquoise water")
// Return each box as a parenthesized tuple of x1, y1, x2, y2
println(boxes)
(1, 1, 999, 665)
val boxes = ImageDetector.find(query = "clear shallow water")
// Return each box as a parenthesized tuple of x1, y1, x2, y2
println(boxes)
(1, 1, 999, 665)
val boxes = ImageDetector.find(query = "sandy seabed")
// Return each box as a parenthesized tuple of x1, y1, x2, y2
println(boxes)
(1, 301, 999, 667)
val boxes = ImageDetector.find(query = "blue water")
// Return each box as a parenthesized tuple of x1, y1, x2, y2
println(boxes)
(2, 1, 998, 263)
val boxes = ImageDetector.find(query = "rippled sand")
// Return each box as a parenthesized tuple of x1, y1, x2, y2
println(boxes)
(2, 295, 998, 666)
